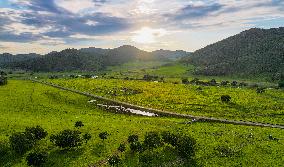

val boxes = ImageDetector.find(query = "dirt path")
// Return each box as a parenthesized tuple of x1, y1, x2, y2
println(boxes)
(30, 79, 284, 129)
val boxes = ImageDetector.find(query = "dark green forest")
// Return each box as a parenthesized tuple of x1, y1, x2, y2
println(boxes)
(182, 27, 284, 80)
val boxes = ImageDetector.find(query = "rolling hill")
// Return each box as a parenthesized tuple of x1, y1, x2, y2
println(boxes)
(183, 27, 284, 79)
(1, 45, 190, 72)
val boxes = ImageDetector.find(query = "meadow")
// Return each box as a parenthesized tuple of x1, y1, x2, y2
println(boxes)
(49, 78, 284, 125)
(0, 80, 283, 166)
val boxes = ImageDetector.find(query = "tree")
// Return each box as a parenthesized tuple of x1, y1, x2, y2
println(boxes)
(143, 132, 162, 149)
(75, 121, 84, 128)
(50, 130, 82, 149)
(9, 132, 35, 154)
(0, 71, 7, 86)
(25, 126, 48, 140)
(118, 143, 126, 152)
(26, 151, 48, 167)
(221, 95, 231, 102)
(108, 155, 121, 166)
(181, 78, 189, 84)
(127, 134, 139, 143)
(99, 132, 109, 141)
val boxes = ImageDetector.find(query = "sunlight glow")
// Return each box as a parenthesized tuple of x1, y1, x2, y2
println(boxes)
(131, 27, 167, 44)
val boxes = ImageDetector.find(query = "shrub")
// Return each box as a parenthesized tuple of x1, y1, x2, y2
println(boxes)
(209, 79, 217, 86)
(83, 133, 92, 143)
(0, 141, 9, 158)
(161, 131, 179, 147)
(279, 80, 284, 88)
(221, 81, 229, 86)
(130, 142, 143, 153)
(176, 135, 196, 159)
(139, 151, 155, 166)
(50, 130, 82, 149)
(75, 121, 84, 128)
(239, 82, 248, 87)
(181, 78, 189, 84)
(221, 95, 231, 102)
(143, 132, 162, 149)
(25, 126, 48, 140)
(118, 143, 126, 152)
(231, 81, 238, 86)
(9, 132, 35, 154)
(99, 132, 109, 141)
(128, 134, 139, 143)
(256, 88, 265, 94)
(108, 155, 121, 166)
(26, 151, 48, 167)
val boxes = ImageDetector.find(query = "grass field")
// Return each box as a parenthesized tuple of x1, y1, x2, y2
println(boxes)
(49, 79, 284, 125)
(0, 80, 283, 166)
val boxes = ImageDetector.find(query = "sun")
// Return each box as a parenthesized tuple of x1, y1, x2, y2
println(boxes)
(131, 27, 167, 44)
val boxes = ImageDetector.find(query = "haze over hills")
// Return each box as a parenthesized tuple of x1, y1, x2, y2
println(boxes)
(0, 45, 190, 72)
(183, 27, 284, 78)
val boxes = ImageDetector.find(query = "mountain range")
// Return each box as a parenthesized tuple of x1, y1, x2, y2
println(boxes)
(0, 45, 190, 72)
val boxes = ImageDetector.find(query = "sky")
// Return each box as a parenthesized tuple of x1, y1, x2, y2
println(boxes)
(0, 0, 284, 54)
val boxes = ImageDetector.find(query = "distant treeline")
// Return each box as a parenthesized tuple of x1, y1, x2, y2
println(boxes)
(0, 45, 190, 72)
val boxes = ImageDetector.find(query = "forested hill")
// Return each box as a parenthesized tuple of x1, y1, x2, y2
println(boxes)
(1, 45, 190, 72)
(183, 27, 284, 79)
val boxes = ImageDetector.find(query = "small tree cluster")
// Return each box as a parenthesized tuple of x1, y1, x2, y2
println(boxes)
(50, 130, 83, 149)
(26, 151, 48, 167)
(221, 95, 231, 102)
(0, 71, 8, 86)
(75, 121, 84, 128)
(256, 87, 265, 94)
(9, 126, 48, 154)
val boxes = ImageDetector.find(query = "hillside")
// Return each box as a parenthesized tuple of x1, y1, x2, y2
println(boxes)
(2, 45, 190, 72)
(0, 53, 40, 66)
(183, 27, 284, 79)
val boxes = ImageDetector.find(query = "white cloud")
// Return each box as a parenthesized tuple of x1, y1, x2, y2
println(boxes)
(56, 0, 96, 13)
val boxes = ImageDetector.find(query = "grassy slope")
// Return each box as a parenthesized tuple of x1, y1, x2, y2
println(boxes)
(50, 79, 284, 125)
(0, 80, 283, 166)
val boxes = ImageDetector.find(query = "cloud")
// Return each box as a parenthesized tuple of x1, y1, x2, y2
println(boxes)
(1, 0, 284, 54)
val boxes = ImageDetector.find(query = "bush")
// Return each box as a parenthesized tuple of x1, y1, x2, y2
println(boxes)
(139, 151, 156, 166)
(108, 155, 121, 166)
(209, 79, 217, 86)
(99, 132, 109, 141)
(25, 126, 48, 140)
(161, 131, 179, 147)
(221, 81, 229, 86)
(181, 78, 189, 84)
(118, 143, 126, 152)
(83, 133, 92, 143)
(176, 135, 196, 159)
(221, 95, 231, 102)
(143, 132, 162, 149)
(278, 80, 284, 88)
(10, 132, 35, 154)
(75, 121, 84, 128)
(256, 88, 265, 94)
(231, 81, 238, 86)
(128, 134, 139, 143)
(130, 142, 143, 153)
(26, 151, 48, 167)
(50, 130, 82, 149)
(0, 141, 9, 158)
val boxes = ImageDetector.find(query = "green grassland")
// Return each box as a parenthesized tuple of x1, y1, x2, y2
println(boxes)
(49, 79, 284, 125)
(0, 80, 284, 166)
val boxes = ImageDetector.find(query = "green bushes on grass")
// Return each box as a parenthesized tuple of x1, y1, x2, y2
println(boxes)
(26, 151, 48, 167)
(50, 129, 83, 149)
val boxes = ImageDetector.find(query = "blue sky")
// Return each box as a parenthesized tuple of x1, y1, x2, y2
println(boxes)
(0, 0, 283, 54)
